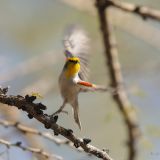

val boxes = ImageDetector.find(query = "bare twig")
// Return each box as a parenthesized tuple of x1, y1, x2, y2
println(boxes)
(0, 138, 62, 160)
(0, 88, 113, 160)
(96, 0, 140, 160)
(102, 0, 160, 21)
(0, 119, 71, 146)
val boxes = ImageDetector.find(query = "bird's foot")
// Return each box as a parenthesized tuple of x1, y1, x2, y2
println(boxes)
(50, 109, 68, 117)
(61, 110, 68, 114)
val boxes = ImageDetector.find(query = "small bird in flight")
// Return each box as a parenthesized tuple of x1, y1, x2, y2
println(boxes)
(51, 27, 110, 130)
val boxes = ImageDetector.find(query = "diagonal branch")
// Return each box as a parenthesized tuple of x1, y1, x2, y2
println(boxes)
(96, 0, 140, 160)
(0, 88, 113, 160)
(102, 0, 160, 21)
(0, 138, 62, 160)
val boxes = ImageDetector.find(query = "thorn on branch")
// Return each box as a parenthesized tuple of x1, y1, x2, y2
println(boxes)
(33, 103, 46, 115)
(102, 148, 109, 154)
(28, 114, 34, 119)
(54, 130, 59, 136)
(133, 6, 147, 20)
(66, 129, 73, 136)
(74, 140, 81, 148)
(16, 141, 22, 146)
(133, 6, 140, 13)
(21, 105, 26, 111)
(25, 95, 36, 103)
(97, 152, 103, 158)
(50, 115, 58, 123)
(83, 138, 91, 145)
(54, 115, 58, 122)
(44, 123, 51, 129)
(36, 103, 47, 110)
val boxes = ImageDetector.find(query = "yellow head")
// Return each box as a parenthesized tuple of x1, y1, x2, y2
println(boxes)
(64, 57, 80, 78)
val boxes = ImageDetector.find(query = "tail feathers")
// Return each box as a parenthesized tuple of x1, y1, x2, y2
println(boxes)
(74, 113, 82, 130)
(72, 102, 82, 130)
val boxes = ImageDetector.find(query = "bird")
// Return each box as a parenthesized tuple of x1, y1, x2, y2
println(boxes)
(51, 26, 111, 130)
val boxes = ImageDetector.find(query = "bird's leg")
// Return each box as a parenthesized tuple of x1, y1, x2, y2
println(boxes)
(51, 100, 68, 116)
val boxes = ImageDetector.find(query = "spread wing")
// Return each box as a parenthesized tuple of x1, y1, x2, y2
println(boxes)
(63, 26, 90, 81)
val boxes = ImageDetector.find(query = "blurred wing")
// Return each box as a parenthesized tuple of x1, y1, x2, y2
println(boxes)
(63, 26, 90, 81)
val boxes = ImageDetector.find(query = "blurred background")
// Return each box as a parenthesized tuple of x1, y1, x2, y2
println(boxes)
(0, 0, 160, 160)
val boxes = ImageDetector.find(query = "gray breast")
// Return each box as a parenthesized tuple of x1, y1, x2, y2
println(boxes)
(59, 73, 80, 103)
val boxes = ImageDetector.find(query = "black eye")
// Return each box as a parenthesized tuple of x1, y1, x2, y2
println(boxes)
(69, 60, 78, 63)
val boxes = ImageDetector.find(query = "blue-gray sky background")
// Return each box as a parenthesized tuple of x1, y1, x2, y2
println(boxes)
(0, 0, 160, 160)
